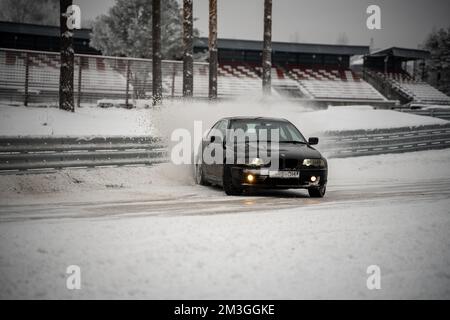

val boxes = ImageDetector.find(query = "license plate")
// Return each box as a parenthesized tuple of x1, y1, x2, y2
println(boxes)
(269, 170, 299, 178)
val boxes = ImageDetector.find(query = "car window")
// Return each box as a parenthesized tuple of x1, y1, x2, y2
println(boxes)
(229, 119, 306, 143)
(207, 120, 227, 139)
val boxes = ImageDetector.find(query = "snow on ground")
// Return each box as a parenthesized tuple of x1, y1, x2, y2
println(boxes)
(1, 98, 450, 299)
(0, 100, 447, 138)
(0, 150, 450, 299)
(411, 104, 450, 110)
(1, 197, 449, 299)
(298, 105, 448, 133)
(0, 104, 154, 137)
(149, 100, 449, 139)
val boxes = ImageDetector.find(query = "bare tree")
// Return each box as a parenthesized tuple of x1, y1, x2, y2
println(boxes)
(183, 0, 194, 97)
(59, 0, 74, 112)
(262, 0, 272, 95)
(208, 0, 218, 100)
(152, 0, 162, 105)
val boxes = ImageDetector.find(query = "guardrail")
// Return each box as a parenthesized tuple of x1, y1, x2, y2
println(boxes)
(394, 108, 450, 121)
(0, 136, 168, 172)
(1, 124, 450, 172)
(321, 124, 450, 158)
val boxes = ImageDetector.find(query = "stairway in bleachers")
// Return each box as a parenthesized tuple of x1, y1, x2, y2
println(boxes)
(374, 70, 450, 105)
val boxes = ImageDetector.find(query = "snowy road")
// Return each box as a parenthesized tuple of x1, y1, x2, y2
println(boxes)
(1, 178, 449, 222)
(1, 150, 450, 299)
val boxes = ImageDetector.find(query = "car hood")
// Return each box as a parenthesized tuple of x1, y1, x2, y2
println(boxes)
(277, 143, 323, 159)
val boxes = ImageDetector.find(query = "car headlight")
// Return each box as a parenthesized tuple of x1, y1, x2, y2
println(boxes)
(249, 157, 267, 166)
(302, 158, 325, 168)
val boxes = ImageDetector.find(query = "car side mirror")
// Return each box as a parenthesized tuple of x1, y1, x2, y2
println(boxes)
(308, 137, 319, 145)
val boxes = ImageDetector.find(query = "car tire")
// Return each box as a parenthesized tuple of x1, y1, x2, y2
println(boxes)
(195, 164, 209, 186)
(223, 166, 244, 196)
(308, 185, 326, 198)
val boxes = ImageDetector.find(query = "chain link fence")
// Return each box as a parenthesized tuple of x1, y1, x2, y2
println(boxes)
(0, 48, 210, 106)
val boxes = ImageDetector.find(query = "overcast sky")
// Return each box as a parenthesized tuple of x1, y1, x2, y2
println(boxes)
(75, 0, 450, 50)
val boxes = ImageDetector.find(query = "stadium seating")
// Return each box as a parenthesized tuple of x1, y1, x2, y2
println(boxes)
(285, 66, 385, 101)
(0, 51, 129, 97)
(375, 71, 450, 104)
(217, 63, 268, 97)
(0, 49, 388, 103)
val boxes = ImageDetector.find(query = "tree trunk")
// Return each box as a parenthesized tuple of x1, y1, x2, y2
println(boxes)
(262, 0, 272, 95)
(152, 0, 162, 105)
(183, 0, 194, 97)
(208, 0, 218, 100)
(59, 0, 74, 111)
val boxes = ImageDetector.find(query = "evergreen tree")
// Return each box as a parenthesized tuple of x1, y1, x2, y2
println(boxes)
(0, 0, 59, 25)
(423, 27, 450, 95)
(90, 0, 198, 60)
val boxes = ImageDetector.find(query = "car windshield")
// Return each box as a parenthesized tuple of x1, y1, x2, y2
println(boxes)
(228, 119, 307, 144)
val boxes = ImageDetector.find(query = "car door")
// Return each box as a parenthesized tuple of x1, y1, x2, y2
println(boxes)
(202, 120, 226, 179)
(209, 119, 228, 182)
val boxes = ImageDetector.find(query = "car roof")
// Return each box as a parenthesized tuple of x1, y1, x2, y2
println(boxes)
(221, 116, 289, 122)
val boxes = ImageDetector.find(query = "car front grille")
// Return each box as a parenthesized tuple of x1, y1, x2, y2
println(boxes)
(278, 158, 300, 170)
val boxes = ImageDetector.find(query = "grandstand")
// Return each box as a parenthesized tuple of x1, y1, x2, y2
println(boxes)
(1, 22, 448, 108)
(0, 45, 391, 104)
(0, 49, 129, 104)
(194, 37, 388, 103)
(0, 22, 393, 105)
(363, 47, 450, 106)
(0, 21, 100, 55)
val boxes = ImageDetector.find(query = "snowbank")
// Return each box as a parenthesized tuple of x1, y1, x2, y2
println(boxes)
(151, 101, 449, 139)
(0, 105, 154, 137)
(1, 100, 447, 138)
(298, 105, 448, 133)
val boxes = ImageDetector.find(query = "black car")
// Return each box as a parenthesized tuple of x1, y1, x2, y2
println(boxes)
(195, 117, 328, 197)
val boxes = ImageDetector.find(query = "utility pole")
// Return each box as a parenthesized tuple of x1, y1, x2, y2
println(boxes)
(183, 0, 194, 97)
(262, 0, 272, 95)
(208, 0, 218, 100)
(152, 0, 162, 105)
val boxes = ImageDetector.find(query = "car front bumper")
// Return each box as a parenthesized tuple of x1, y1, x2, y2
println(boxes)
(231, 166, 328, 189)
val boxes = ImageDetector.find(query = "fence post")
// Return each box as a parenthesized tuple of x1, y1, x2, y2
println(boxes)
(172, 63, 176, 97)
(24, 53, 29, 106)
(77, 56, 82, 108)
(125, 60, 131, 107)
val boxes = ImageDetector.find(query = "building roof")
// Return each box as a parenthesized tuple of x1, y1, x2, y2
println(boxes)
(194, 37, 369, 56)
(0, 21, 91, 40)
(368, 47, 430, 60)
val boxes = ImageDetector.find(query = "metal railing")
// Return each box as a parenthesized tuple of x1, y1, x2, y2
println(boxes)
(0, 136, 168, 171)
(0, 48, 210, 106)
(394, 108, 450, 121)
(1, 124, 450, 172)
(321, 124, 450, 158)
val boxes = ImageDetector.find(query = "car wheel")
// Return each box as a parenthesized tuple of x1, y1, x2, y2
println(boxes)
(308, 185, 326, 198)
(195, 164, 209, 186)
(223, 166, 243, 196)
